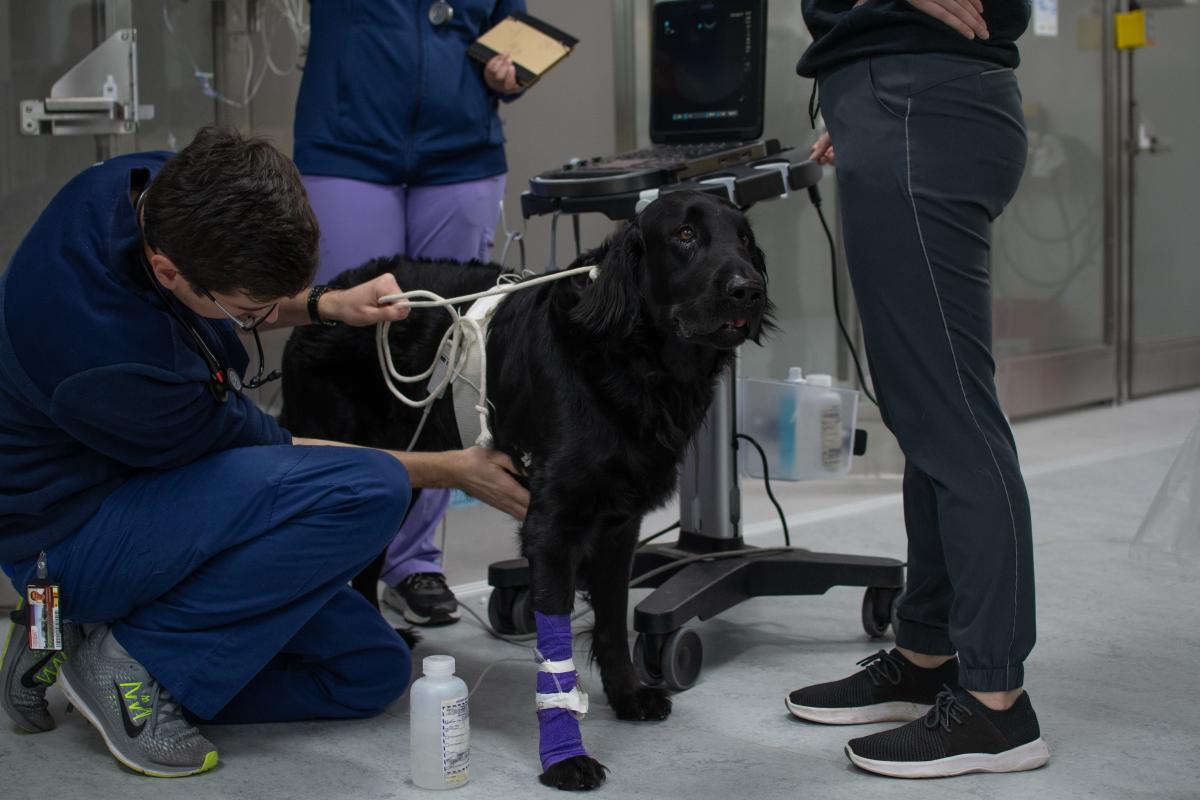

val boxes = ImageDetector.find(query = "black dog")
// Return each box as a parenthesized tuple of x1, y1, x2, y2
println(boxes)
(280, 191, 773, 790)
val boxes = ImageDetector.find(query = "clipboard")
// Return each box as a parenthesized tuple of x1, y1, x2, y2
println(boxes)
(468, 12, 579, 88)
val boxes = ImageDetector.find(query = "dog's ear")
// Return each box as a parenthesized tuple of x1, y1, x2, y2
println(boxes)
(567, 225, 643, 338)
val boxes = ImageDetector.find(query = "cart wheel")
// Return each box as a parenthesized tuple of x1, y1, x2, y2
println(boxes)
(660, 628, 703, 691)
(633, 633, 663, 687)
(862, 587, 900, 639)
(487, 587, 536, 636)
(511, 588, 536, 635)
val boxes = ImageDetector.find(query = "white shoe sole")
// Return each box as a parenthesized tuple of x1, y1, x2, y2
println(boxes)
(846, 737, 1051, 778)
(58, 668, 218, 778)
(785, 697, 931, 725)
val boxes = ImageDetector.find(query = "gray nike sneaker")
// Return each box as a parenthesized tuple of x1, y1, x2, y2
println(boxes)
(1, 601, 80, 733)
(58, 626, 218, 777)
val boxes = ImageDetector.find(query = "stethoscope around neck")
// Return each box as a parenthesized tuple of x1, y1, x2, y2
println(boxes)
(134, 186, 280, 404)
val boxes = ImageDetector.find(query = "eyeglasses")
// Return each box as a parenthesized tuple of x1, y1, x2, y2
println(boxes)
(201, 289, 278, 332)
(200, 289, 281, 391)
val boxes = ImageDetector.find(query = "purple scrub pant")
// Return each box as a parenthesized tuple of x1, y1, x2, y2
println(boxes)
(302, 173, 505, 585)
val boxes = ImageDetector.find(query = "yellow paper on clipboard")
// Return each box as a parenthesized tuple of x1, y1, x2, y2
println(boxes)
(469, 12, 578, 87)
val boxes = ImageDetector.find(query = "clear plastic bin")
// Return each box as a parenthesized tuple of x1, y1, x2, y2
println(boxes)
(737, 375, 859, 482)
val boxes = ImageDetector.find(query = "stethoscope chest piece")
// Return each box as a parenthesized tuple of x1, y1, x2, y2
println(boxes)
(429, 0, 453, 25)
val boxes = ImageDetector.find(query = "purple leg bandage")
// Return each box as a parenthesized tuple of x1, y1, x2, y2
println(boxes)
(535, 611, 589, 771)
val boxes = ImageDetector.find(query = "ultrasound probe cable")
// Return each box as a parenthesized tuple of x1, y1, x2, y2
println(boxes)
(375, 265, 599, 450)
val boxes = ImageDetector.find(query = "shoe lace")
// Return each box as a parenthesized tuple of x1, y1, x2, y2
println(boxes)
(924, 686, 974, 733)
(407, 573, 448, 593)
(150, 683, 199, 741)
(856, 650, 905, 687)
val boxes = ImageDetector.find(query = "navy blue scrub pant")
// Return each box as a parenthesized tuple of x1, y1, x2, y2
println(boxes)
(9, 445, 412, 721)
(819, 53, 1034, 692)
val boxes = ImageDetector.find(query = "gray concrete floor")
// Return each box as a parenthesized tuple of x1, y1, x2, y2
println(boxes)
(2, 391, 1199, 799)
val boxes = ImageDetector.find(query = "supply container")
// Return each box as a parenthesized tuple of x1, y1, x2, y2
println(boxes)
(737, 370, 859, 481)
(410, 655, 470, 789)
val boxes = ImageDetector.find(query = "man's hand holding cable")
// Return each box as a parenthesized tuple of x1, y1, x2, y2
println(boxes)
(318, 273, 412, 326)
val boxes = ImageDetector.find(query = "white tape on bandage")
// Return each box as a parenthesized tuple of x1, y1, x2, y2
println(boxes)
(535, 685, 590, 716)
(538, 658, 577, 675)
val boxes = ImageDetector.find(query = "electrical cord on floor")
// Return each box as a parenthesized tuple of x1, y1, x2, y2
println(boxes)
(733, 434, 790, 547)
(807, 184, 880, 408)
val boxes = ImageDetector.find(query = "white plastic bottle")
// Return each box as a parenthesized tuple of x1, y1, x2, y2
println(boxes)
(804, 374, 844, 473)
(410, 655, 470, 790)
(777, 367, 806, 480)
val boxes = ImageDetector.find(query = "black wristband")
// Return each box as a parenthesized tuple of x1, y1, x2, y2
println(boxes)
(307, 285, 338, 327)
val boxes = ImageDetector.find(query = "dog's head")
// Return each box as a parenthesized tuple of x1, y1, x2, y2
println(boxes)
(569, 191, 774, 348)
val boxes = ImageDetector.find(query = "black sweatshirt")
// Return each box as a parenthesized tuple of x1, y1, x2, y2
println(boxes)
(797, 0, 1031, 78)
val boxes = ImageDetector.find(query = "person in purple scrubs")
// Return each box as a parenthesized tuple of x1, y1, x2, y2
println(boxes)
(293, 0, 526, 625)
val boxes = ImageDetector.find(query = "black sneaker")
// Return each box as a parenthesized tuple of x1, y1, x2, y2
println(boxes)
(381, 573, 459, 626)
(845, 686, 1051, 778)
(786, 649, 957, 725)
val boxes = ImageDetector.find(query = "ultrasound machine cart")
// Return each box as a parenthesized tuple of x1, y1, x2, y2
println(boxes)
(485, 147, 906, 692)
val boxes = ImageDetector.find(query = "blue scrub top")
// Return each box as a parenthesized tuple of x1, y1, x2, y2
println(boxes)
(0, 153, 291, 566)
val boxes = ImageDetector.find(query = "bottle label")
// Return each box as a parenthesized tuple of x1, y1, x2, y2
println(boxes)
(441, 696, 470, 784)
(820, 404, 842, 470)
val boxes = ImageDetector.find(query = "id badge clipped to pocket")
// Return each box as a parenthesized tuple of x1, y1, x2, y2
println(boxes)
(25, 552, 63, 652)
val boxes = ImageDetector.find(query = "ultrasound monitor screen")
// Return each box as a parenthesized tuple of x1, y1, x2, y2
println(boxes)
(650, 0, 766, 143)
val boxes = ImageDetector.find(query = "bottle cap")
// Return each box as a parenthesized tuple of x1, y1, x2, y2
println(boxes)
(423, 655, 456, 677)
(807, 374, 833, 387)
(787, 367, 805, 383)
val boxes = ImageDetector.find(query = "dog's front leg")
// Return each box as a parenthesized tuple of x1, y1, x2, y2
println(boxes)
(526, 534, 608, 791)
(585, 520, 672, 722)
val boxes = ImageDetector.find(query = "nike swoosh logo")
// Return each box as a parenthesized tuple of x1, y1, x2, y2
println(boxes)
(115, 680, 146, 739)
(19, 654, 57, 689)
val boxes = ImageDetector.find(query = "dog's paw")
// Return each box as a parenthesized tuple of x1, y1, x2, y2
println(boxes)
(539, 755, 609, 791)
(610, 686, 672, 721)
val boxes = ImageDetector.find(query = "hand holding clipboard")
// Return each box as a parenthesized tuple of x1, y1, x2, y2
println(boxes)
(469, 12, 579, 90)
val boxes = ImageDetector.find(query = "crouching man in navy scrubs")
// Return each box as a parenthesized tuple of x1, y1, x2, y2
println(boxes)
(0, 127, 529, 777)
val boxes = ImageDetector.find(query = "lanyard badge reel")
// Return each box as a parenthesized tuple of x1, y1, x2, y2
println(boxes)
(24, 552, 64, 651)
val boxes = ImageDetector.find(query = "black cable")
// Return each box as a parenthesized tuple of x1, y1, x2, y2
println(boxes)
(807, 185, 879, 407)
(734, 433, 790, 547)
(636, 520, 680, 549)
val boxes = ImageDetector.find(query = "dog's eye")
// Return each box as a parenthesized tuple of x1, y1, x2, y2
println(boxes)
(739, 232, 751, 247)
(676, 226, 696, 243)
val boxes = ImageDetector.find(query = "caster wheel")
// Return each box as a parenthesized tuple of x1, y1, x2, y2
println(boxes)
(487, 587, 536, 636)
(633, 634, 663, 687)
(634, 630, 703, 691)
(862, 587, 900, 639)
(511, 588, 536, 635)
(660, 629, 703, 691)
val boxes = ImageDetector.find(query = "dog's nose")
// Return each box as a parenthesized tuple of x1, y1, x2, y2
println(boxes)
(725, 274, 764, 305)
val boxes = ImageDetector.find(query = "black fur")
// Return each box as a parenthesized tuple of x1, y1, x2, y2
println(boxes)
(280, 191, 774, 789)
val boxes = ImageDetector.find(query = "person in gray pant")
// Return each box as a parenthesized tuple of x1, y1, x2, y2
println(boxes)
(784, 0, 1052, 779)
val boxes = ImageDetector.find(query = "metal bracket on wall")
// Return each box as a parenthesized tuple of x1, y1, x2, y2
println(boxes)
(19, 28, 155, 137)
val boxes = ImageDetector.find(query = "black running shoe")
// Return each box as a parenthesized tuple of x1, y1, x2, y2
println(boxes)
(845, 686, 1051, 778)
(382, 573, 459, 626)
(786, 649, 957, 725)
